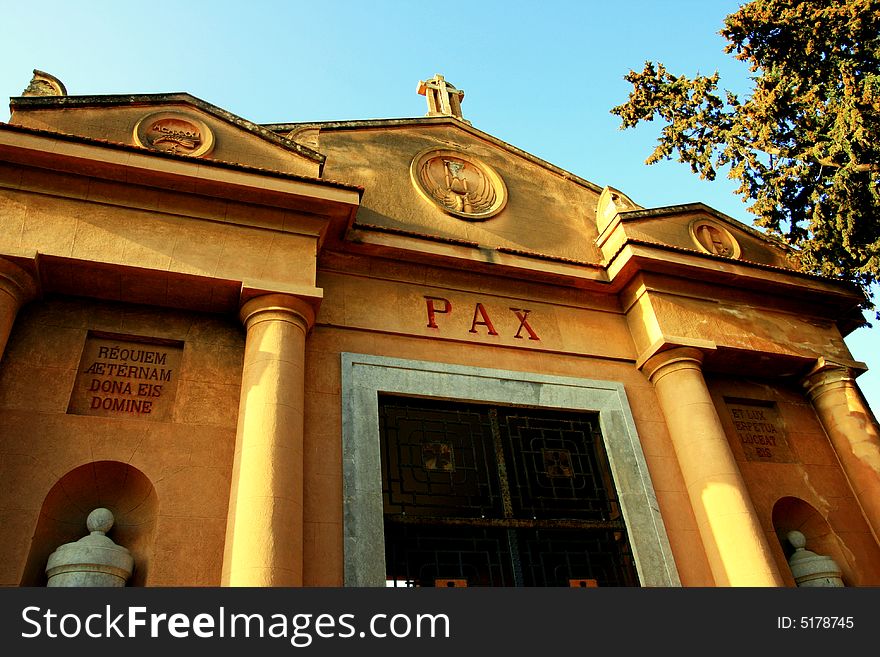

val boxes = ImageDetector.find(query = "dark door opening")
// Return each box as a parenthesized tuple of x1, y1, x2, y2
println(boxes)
(380, 395, 639, 587)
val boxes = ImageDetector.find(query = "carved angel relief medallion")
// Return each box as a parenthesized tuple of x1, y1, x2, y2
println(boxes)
(133, 111, 215, 157)
(411, 149, 507, 220)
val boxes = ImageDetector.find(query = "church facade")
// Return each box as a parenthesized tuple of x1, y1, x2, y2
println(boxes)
(1, 70, 878, 587)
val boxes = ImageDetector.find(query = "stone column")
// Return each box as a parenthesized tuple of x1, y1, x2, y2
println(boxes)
(222, 293, 315, 586)
(803, 358, 880, 543)
(643, 347, 784, 586)
(0, 258, 38, 363)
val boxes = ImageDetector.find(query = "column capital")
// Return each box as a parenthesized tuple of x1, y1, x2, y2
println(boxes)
(641, 346, 705, 385)
(0, 257, 39, 308)
(239, 293, 316, 333)
(801, 356, 864, 402)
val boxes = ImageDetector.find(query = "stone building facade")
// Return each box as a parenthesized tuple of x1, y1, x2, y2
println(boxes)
(1, 71, 878, 587)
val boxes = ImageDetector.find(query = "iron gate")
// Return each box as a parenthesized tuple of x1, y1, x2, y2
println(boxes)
(379, 395, 639, 586)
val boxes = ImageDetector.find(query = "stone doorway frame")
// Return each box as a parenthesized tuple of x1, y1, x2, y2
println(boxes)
(340, 353, 680, 587)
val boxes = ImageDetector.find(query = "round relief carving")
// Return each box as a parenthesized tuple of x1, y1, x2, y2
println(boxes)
(411, 148, 507, 220)
(689, 219, 741, 259)
(133, 111, 214, 157)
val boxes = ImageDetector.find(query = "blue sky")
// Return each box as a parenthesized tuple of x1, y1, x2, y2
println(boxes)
(1, 0, 876, 412)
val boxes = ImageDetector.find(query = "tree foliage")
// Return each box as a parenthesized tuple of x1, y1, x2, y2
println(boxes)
(612, 0, 879, 304)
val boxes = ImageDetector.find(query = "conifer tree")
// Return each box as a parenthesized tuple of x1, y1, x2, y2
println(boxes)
(612, 0, 879, 305)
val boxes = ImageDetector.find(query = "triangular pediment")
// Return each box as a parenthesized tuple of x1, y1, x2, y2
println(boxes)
(265, 117, 608, 266)
(608, 203, 796, 270)
(9, 93, 324, 178)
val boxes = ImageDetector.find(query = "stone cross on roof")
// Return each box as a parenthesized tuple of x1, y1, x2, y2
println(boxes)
(417, 74, 467, 122)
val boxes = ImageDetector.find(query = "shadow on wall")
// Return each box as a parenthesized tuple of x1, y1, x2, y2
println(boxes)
(20, 460, 157, 586)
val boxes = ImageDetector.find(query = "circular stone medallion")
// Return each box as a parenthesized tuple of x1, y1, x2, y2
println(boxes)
(134, 111, 214, 157)
(689, 218, 741, 259)
(411, 148, 507, 220)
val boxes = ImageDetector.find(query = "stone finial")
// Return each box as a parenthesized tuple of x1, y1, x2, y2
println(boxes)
(87, 507, 115, 533)
(417, 74, 468, 122)
(21, 69, 67, 97)
(786, 530, 844, 587)
(45, 507, 134, 587)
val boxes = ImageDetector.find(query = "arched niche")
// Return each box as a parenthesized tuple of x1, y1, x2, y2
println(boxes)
(771, 496, 851, 586)
(20, 461, 157, 586)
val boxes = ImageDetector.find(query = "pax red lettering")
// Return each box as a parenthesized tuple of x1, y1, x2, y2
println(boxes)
(424, 296, 452, 329)
(423, 296, 541, 341)
(469, 303, 498, 336)
(510, 308, 540, 341)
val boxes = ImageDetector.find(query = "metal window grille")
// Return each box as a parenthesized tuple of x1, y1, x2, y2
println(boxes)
(380, 395, 639, 587)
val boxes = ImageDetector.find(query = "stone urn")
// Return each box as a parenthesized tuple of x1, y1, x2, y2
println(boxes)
(45, 508, 134, 587)
(786, 530, 844, 587)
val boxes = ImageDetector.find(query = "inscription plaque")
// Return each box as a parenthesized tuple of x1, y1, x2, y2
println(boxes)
(724, 398, 796, 463)
(68, 332, 183, 421)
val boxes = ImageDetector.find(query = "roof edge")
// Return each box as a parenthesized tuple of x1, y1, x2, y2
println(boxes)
(10, 92, 326, 165)
(0, 121, 362, 194)
(613, 236, 866, 300)
(617, 202, 793, 252)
